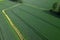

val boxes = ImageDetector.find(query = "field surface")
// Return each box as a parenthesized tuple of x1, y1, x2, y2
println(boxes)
(0, 0, 60, 40)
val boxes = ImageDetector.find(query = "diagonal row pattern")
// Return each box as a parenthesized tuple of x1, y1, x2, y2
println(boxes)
(0, 0, 60, 40)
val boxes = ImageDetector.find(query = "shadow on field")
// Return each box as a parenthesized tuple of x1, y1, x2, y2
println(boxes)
(44, 10, 60, 18)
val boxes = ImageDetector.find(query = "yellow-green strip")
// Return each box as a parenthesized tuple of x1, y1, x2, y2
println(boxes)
(2, 4, 24, 40)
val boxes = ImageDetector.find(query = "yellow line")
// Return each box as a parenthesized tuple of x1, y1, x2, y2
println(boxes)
(2, 4, 24, 40)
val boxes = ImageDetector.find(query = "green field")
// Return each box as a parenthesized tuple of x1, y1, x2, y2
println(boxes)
(0, 0, 60, 40)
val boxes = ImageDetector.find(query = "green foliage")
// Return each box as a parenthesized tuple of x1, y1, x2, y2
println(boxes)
(10, 0, 22, 3)
(52, 2, 58, 10)
(51, 2, 60, 12)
